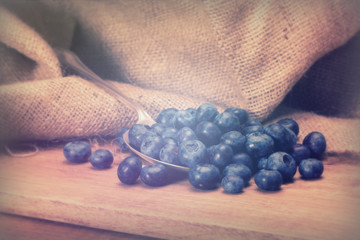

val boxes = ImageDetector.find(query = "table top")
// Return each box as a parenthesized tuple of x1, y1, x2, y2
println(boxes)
(0, 144, 359, 240)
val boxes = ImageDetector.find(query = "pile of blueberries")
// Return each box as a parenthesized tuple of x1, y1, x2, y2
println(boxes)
(63, 103, 326, 194)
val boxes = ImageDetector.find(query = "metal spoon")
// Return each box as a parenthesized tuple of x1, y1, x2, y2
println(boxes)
(55, 48, 189, 172)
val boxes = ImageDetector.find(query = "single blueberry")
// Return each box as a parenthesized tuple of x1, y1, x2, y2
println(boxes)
(290, 144, 311, 165)
(266, 152, 297, 182)
(207, 143, 234, 171)
(163, 137, 177, 146)
(254, 169, 283, 191)
(140, 134, 164, 159)
(303, 132, 326, 158)
(160, 127, 178, 140)
(63, 141, 91, 163)
(90, 149, 114, 169)
(177, 127, 197, 145)
(299, 158, 324, 179)
(223, 163, 252, 183)
(174, 109, 197, 129)
(117, 155, 142, 185)
(277, 118, 299, 136)
(128, 124, 151, 151)
(196, 103, 219, 122)
(115, 127, 130, 152)
(188, 163, 220, 190)
(242, 125, 264, 135)
(150, 123, 167, 135)
(245, 132, 274, 159)
(232, 152, 255, 173)
(257, 157, 268, 171)
(213, 112, 241, 133)
(140, 164, 168, 187)
(221, 175, 245, 194)
(220, 131, 246, 154)
(243, 119, 262, 127)
(264, 123, 297, 153)
(156, 108, 178, 127)
(195, 121, 222, 147)
(159, 143, 180, 165)
(224, 107, 249, 125)
(178, 140, 208, 167)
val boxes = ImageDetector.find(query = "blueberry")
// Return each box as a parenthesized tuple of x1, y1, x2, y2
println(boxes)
(160, 127, 178, 140)
(243, 119, 262, 127)
(266, 152, 297, 182)
(115, 127, 130, 152)
(207, 143, 234, 171)
(156, 108, 178, 127)
(242, 125, 264, 135)
(303, 132, 326, 158)
(196, 103, 219, 122)
(128, 124, 151, 151)
(195, 121, 222, 147)
(232, 153, 255, 173)
(254, 169, 283, 191)
(63, 141, 91, 163)
(220, 131, 246, 153)
(257, 157, 268, 170)
(140, 164, 168, 187)
(264, 123, 297, 153)
(140, 134, 164, 159)
(174, 109, 196, 129)
(150, 123, 167, 135)
(178, 140, 208, 167)
(213, 112, 241, 133)
(163, 137, 177, 146)
(224, 107, 249, 125)
(277, 118, 299, 136)
(223, 163, 252, 183)
(188, 163, 220, 190)
(177, 127, 197, 145)
(221, 175, 245, 194)
(290, 144, 311, 165)
(90, 149, 114, 169)
(299, 158, 324, 179)
(117, 155, 142, 185)
(159, 143, 180, 165)
(245, 132, 274, 158)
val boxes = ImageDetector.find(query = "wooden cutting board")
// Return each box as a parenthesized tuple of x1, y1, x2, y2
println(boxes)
(0, 144, 359, 240)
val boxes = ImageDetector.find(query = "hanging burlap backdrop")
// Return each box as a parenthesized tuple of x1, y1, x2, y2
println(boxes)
(0, 0, 359, 154)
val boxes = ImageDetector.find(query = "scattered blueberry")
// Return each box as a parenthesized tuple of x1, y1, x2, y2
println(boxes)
(220, 131, 246, 153)
(266, 152, 297, 182)
(290, 144, 311, 165)
(63, 141, 91, 163)
(90, 149, 114, 169)
(195, 121, 222, 147)
(299, 158, 324, 179)
(178, 140, 208, 167)
(225, 107, 249, 125)
(207, 143, 234, 171)
(117, 155, 142, 185)
(221, 175, 245, 194)
(245, 132, 274, 158)
(188, 163, 220, 190)
(264, 123, 297, 153)
(277, 118, 299, 136)
(223, 163, 252, 183)
(196, 103, 219, 122)
(254, 169, 283, 191)
(303, 132, 326, 158)
(140, 164, 168, 187)
(213, 112, 241, 133)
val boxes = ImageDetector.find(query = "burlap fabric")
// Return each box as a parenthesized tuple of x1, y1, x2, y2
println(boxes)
(0, 0, 359, 155)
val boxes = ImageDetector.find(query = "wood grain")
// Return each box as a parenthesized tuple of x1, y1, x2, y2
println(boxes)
(0, 145, 359, 240)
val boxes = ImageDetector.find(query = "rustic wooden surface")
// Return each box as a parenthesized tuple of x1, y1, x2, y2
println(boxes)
(0, 144, 359, 240)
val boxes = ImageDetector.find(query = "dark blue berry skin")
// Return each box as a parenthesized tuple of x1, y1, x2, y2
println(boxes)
(299, 158, 324, 179)
(264, 123, 297, 153)
(140, 134, 164, 159)
(207, 144, 234, 171)
(220, 131, 246, 154)
(242, 125, 264, 136)
(177, 127, 197, 145)
(290, 144, 311, 165)
(225, 107, 249, 125)
(232, 153, 255, 173)
(188, 163, 220, 190)
(243, 119, 262, 127)
(117, 155, 142, 185)
(159, 143, 180, 165)
(213, 112, 241, 133)
(266, 152, 297, 183)
(160, 127, 178, 140)
(90, 149, 114, 169)
(178, 140, 208, 167)
(254, 169, 283, 191)
(257, 157, 268, 171)
(128, 124, 151, 151)
(174, 109, 197, 129)
(195, 121, 222, 147)
(303, 132, 326, 158)
(221, 175, 245, 194)
(115, 127, 130, 152)
(223, 163, 252, 183)
(150, 123, 166, 135)
(245, 132, 274, 159)
(163, 137, 177, 146)
(140, 164, 168, 187)
(196, 103, 219, 122)
(156, 108, 178, 127)
(63, 141, 91, 163)
(277, 118, 299, 136)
